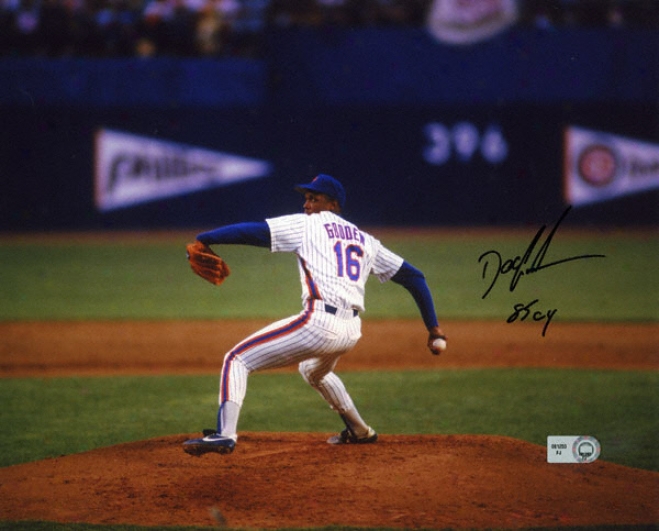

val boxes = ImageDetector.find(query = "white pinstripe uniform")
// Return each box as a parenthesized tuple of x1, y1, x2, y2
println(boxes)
(218, 210, 404, 437)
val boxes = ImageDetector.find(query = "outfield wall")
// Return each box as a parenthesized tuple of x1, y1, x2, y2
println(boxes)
(1, 28, 657, 230)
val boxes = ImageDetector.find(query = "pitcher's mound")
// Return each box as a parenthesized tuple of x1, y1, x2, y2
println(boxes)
(1, 432, 657, 529)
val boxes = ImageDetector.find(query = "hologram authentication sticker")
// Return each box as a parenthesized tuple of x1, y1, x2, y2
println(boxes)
(547, 436, 601, 464)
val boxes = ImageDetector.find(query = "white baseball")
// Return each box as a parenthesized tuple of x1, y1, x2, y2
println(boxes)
(432, 338, 447, 351)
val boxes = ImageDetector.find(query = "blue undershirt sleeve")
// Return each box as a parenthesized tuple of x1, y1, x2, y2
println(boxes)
(391, 261, 439, 330)
(196, 222, 271, 248)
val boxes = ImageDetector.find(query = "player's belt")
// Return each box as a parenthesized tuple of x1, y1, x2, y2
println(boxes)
(310, 300, 358, 318)
(324, 304, 359, 318)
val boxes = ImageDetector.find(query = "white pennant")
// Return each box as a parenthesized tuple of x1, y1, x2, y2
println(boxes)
(564, 125, 659, 207)
(95, 129, 272, 212)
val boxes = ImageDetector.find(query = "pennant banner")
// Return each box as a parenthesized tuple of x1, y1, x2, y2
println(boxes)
(564, 126, 659, 207)
(95, 129, 272, 212)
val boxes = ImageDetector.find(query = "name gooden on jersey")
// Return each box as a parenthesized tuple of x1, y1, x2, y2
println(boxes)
(323, 221, 366, 282)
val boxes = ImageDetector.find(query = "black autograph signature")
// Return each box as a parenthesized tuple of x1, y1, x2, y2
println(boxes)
(478, 206, 606, 300)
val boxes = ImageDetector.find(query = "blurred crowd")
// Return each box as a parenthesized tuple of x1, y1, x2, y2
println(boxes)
(1, 0, 657, 58)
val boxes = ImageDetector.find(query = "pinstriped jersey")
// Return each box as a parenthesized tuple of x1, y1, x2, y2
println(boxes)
(266, 211, 404, 312)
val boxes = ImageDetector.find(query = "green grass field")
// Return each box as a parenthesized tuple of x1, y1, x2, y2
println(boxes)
(0, 230, 656, 321)
(0, 229, 657, 531)
(1, 369, 657, 471)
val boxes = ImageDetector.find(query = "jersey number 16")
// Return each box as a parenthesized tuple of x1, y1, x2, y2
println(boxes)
(333, 242, 364, 281)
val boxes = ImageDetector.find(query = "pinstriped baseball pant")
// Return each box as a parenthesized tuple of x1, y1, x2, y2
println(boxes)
(219, 301, 362, 414)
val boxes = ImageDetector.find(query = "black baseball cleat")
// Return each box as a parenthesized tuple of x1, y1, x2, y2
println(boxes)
(327, 427, 378, 445)
(183, 433, 236, 456)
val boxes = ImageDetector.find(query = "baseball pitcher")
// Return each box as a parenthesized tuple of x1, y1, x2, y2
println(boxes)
(183, 174, 446, 455)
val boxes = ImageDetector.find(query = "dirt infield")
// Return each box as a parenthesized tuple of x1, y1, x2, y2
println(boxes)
(1, 319, 658, 529)
(2, 320, 658, 376)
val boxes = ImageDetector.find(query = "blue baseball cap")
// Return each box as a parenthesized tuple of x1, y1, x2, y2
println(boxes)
(294, 174, 346, 209)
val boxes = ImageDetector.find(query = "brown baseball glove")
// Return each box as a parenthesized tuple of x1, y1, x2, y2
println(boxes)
(186, 240, 231, 286)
